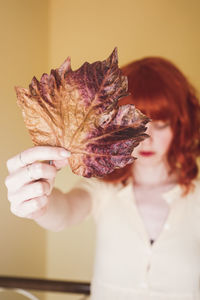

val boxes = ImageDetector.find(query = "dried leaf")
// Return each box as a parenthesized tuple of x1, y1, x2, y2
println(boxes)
(15, 48, 149, 177)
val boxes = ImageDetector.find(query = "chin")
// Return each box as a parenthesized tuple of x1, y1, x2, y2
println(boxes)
(135, 156, 160, 166)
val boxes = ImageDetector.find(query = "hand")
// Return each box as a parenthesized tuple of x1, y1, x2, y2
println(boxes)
(5, 146, 71, 220)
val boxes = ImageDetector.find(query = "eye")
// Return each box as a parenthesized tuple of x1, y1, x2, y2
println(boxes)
(152, 120, 170, 130)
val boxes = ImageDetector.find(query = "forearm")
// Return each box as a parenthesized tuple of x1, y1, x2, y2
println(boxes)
(35, 187, 92, 231)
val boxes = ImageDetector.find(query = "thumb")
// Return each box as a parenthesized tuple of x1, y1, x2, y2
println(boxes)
(52, 158, 69, 170)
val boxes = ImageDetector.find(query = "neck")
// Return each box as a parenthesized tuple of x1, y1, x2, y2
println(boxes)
(133, 161, 176, 187)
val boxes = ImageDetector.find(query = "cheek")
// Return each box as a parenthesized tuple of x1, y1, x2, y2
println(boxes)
(133, 143, 142, 156)
(155, 130, 173, 154)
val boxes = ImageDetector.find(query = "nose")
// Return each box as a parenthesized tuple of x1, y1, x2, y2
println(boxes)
(142, 123, 153, 144)
(146, 123, 153, 135)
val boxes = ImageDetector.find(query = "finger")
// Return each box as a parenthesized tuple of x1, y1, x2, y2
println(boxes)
(8, 181, 50, 205)
(52, 158, 69, 170)
(11, 196, 48, 218)
(7, 146, 71, 173)
(45, 178, 55, 195)
(27, 205, 47, 220)
(5, 163, 57, 193)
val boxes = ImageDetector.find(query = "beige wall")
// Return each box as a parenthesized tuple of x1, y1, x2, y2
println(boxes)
(0, 0, 49, 299)
(1, 1, 200, 300)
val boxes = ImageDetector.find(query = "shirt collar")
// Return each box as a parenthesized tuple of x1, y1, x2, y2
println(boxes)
(162, 184, 182, 206)
(119, 179, 182, 207)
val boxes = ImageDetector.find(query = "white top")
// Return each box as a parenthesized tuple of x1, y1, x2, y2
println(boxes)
(78, 178, 200, 300)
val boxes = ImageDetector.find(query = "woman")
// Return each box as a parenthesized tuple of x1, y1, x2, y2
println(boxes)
(5, 56, 200, 299)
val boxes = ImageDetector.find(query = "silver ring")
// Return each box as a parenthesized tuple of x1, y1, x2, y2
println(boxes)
(26, 165, 35, 181)
(19, 152, 26, 167)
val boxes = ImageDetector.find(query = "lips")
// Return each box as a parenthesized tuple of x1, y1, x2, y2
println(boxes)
(139, 151, 155, 157)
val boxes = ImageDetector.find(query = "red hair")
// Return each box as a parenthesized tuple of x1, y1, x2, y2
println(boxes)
(103, 57, 200, 193)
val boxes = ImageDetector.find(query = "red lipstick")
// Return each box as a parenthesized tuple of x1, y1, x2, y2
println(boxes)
(139, 151, 155, 157)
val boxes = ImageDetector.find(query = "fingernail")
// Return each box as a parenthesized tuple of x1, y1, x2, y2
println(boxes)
(60, 149, 71, 157)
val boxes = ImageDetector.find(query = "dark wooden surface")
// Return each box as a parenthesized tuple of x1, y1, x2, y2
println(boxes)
(0, 276, 90, 295)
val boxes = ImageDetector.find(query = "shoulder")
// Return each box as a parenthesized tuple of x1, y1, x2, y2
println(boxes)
(184, 178, 200, 207)
(186, 178, 200, 237)
(190, 178, 200, 196)
(76, 178, 122, 198)
(75, 178, 125, 220)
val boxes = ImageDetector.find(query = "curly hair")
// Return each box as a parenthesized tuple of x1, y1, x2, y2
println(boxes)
(103, 57, 200, 194)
